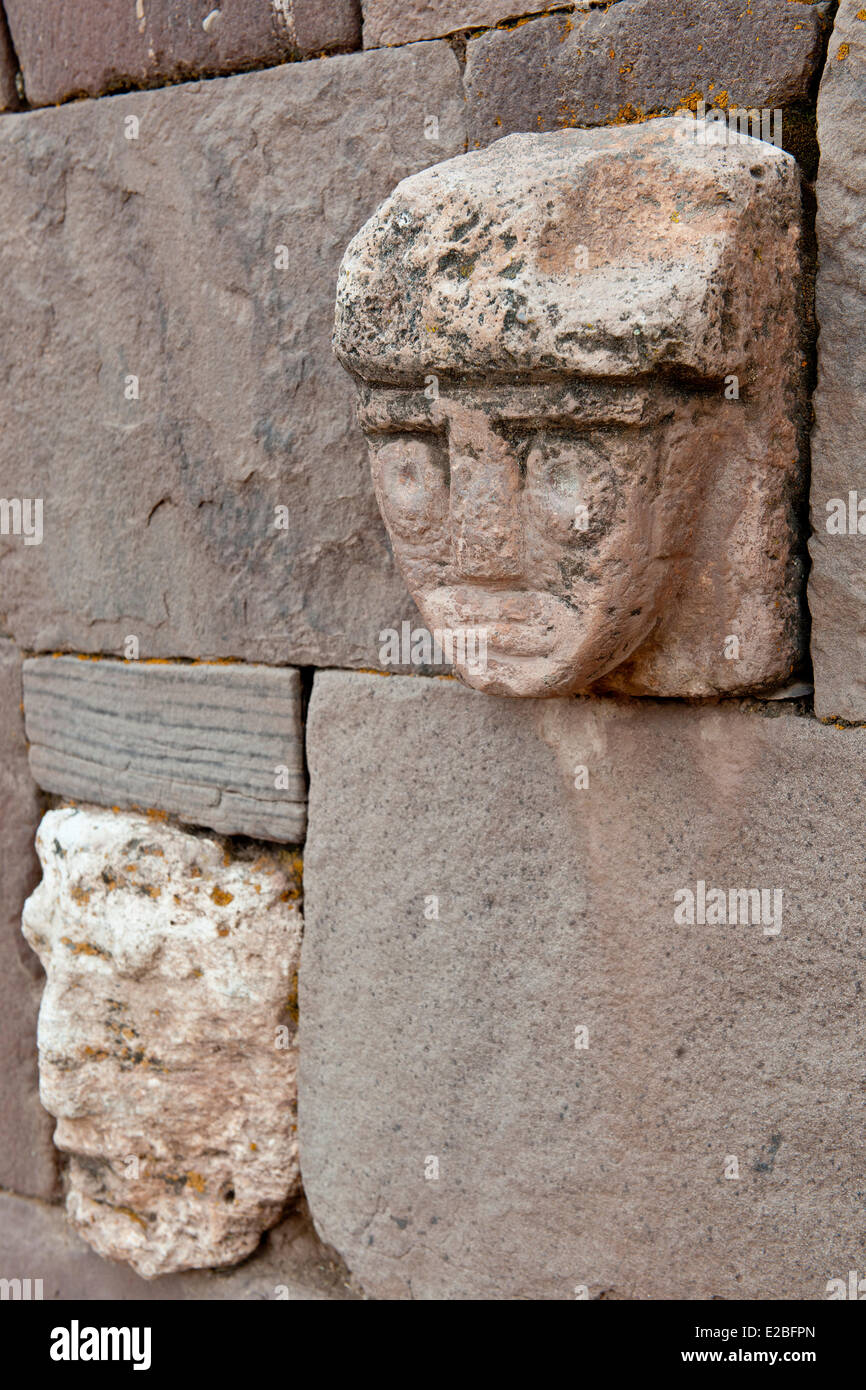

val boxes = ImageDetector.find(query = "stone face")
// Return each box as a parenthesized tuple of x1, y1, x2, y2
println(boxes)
(0, 45, 464, 669)
(0, 640, 57, 1199)
(362, 1, 551, 49)
(334, 122, 807, 698)
(23, 657, 306, 843)
(4, 0, 361, 106)
(0, 1192, 359, 1299)
(808, 1, 866, 722)
(464, 1, 830, 146)
(300, 672, 866, 1300)
(22, 806, 303, 1279)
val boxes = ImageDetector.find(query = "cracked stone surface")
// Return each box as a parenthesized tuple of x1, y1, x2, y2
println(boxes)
(300, 671, 866, 1300)
(808, 0, 866, 721)
(22, 806, 303, 1279)
(23, 657, 306, 843)
(334, 120, 808, 697)
(362, 0, 552, 48)
(0, 44, 464, 669)
(4, 0, 361, 106)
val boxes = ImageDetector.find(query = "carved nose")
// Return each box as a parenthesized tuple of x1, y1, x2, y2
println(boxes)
(448, 425, 522, 582)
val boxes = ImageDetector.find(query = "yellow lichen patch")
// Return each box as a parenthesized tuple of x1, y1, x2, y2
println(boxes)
(82, 1045, 109, 1061)
(211, 886, 234, 907)
(222, 848, 232, 867)
(857, 9, 866, 20)
(140, 884, 161, 899)
(117, 1207, 148, 1230)
(216, 926, 230, 937)
(69, 883, 91, 906)
(186, 1171, 206, 1193)
(249, 1141, 258, 1152)
(837, 43, 850, 60)
(145, 808, 169, 822)
(61, 936, 109, 959)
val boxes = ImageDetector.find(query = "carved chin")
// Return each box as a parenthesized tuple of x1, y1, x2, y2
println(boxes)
(415, 587, 649, 699)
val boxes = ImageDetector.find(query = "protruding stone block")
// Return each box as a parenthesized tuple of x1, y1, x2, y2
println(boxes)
(4, 0, 361, 107)
(464, 1, 830, 146)
(23, 657, 306, 843)
(334, 121, 807, 698)
(300, 671, 866, 1300)
(23, 806, 303, 1279)
(808, 0, 866, 721)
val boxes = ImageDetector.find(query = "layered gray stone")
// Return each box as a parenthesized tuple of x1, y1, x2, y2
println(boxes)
(0, 44, 464, 669)
(808, 1, 866, 721)
(4, 0, 361, 107)
(0, 639, 57, 1200)
(362, 1, 552, 48)
(0, 1192, 358, 1299)
(301, 672, 866, 1300)
(23, 657, 306, 843)
(465, 0, 830, 146)
(23, 806, 304, 1278)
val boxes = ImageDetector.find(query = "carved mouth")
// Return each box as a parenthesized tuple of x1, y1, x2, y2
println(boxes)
(423, 586, 565, 658)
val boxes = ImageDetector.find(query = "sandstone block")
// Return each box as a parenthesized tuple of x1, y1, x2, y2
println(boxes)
(22, 806, 303, 1278)
(334, 122, 808, 698)
(0, 640, 57, 1198)
(808, 1, 866, 721)
(23, 657, 306, 843)
(300, 672, 866, 1300)
(4, 0, 361, 106)
(0, 44, 465, 668)
(464, 0, 830, 146)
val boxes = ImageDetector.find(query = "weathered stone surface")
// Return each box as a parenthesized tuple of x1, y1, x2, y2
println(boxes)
(4, 0, 361, 107)
(465, 1, 830, 146)
(0, 8, 20, 111)
(335, 122, 807, 697)
(808, 2, 866, 722)
(23, 657, 306, 843)
(0, 640, 57, 1199)
(0, 1192, 359, 1299)
(22, 806, 303, 1279)
(362, 1, 551, 49)
(301, 672, 866, 1300)
(0, 45, 464, 669)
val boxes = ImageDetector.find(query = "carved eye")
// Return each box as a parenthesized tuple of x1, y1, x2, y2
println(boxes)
(368, 435, 449, 539)
(522, 433, 615, 538)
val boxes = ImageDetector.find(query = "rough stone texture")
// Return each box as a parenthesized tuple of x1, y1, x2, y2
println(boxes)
(0, 45, 464, 669)
(335, 122, 808, 698)
(301, 672, 866, 1300)
(464, 0, 830, 147)
(23, 657, 306, 843)
(4, 0, 361, 107)
(362, 1, 552, 49)
(22, 806, 303, 1279)
(0, 639, 57, 1199)
(0, 1192, 359, 1299)
(0, 7, 20, 111)
(808, 1, 866, 722)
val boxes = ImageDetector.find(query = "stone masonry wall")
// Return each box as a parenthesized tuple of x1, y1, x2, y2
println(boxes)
(0, 0, 863, 1303)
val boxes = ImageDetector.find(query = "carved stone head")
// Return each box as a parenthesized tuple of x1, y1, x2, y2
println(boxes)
(334, 120, 806, 698)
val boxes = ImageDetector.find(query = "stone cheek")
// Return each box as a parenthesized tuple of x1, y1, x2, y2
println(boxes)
(22, 806, 303, 1279)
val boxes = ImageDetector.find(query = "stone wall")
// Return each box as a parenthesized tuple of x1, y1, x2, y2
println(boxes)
(0, 0, 863, 1303)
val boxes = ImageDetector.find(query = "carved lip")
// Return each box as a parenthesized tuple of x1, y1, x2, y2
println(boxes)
(425, 586, 562, 657)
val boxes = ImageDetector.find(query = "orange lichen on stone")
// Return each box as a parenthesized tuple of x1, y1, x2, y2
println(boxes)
(837, 43, 850, 59)
(211, 886, 234, 906)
